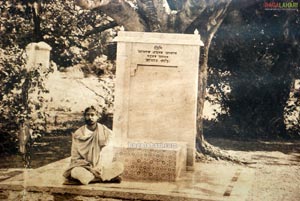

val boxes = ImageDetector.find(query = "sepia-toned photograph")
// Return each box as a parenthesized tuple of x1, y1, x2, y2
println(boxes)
(0, 0, 299, 200)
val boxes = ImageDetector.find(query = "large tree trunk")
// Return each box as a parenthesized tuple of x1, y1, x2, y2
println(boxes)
(185, 1, 232, 158)
(76, 0, 238, 161)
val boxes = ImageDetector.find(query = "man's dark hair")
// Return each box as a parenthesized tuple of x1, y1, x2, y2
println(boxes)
(84, 106, 98, 116)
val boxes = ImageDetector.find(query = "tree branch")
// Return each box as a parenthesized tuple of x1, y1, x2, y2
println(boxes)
(176, 0, 208, 33)
(75, 0, 147, 31)
(84, 21, 118, 37)
(137, 0, 161, 32)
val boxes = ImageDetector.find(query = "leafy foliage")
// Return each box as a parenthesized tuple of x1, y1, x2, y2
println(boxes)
(207, 5, 300, 139)
(0, 0, 118, 68)
(0, 1, 34, 48)
(0, 1, 119, 154)
(0, 46, 53, 153)
(285, 87, 300, 135)
(41, 0, 117, 67)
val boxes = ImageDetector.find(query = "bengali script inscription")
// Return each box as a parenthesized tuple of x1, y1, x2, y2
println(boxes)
(137, 45, 177, 64)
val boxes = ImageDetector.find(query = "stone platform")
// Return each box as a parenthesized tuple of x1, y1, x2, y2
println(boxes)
(0, 158, 254, 201)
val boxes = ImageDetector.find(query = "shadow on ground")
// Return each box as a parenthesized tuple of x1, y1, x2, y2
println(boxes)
(206, 137, 300, 154)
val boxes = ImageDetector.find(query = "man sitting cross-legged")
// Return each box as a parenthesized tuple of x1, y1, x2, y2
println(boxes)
(63, 106, 123, 185)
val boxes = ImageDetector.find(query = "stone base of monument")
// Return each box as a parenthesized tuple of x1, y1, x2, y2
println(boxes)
(0, 158, 255, 201)
(113, 142, 187, 181)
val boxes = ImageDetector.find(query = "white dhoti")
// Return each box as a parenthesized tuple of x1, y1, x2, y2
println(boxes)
(63, 123, 124, 184)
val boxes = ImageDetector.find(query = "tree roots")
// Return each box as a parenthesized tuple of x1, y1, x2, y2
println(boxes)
(196, 139, 253, 165)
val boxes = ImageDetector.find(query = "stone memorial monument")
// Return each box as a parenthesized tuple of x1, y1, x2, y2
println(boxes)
(25, 41, 52, 71)
(113, 31, 203, 181)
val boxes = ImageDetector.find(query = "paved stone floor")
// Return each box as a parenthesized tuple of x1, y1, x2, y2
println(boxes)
(0, 158, 254, 201)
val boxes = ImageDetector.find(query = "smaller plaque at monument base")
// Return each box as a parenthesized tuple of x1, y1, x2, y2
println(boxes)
(114, 142, 187, 181)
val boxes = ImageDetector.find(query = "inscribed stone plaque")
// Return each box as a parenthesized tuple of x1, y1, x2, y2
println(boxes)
(113, 31, 202, 170)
